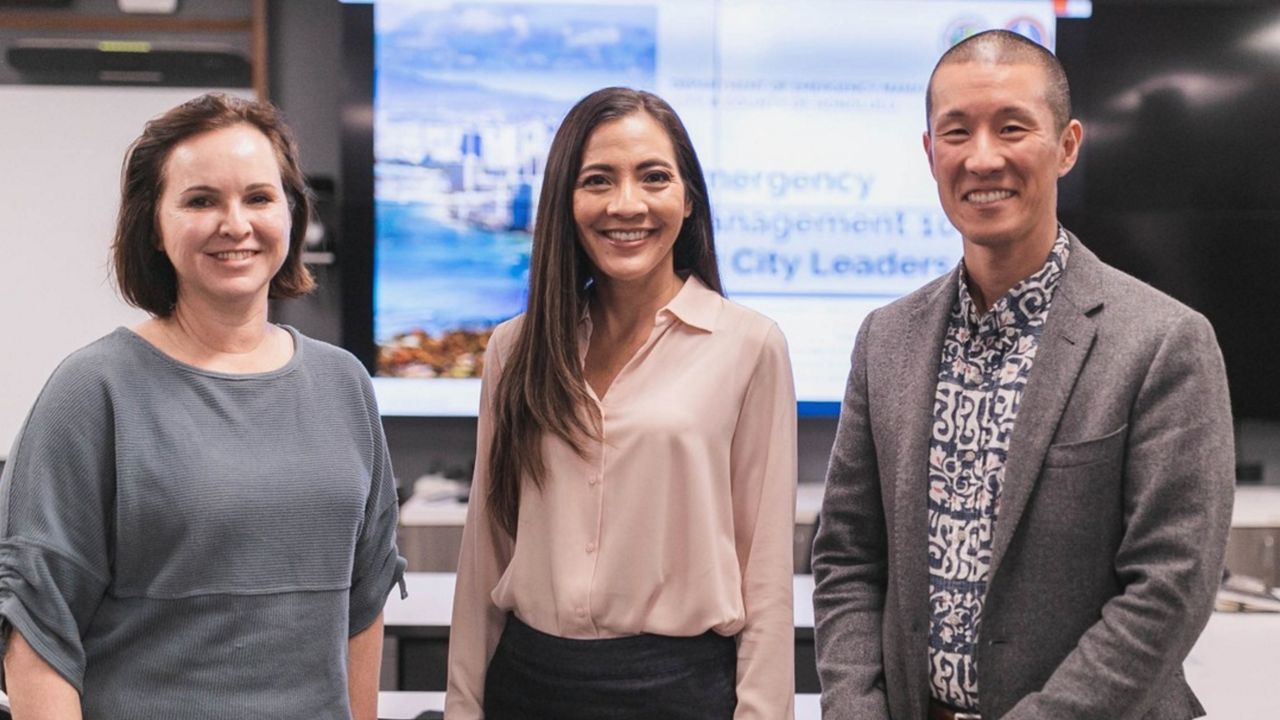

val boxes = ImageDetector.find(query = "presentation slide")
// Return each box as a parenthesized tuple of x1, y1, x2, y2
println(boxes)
(371, 0, 1061, 416)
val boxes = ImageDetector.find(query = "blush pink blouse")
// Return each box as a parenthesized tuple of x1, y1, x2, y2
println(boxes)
(445, 276, 798, 719)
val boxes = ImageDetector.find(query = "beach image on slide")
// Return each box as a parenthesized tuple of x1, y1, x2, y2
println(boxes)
(374, 1, 657, 378)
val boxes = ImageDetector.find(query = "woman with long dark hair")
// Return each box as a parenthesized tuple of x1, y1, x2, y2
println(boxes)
(446, 87, 797, 719)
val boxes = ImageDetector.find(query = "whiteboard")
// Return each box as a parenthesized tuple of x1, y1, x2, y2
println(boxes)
(0, 86, 251, 458)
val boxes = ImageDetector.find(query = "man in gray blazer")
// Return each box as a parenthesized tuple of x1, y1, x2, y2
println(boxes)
(811, 30, 1235, 720)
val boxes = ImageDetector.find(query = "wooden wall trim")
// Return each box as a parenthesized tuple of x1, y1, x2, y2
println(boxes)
(0, 13, 253, 33)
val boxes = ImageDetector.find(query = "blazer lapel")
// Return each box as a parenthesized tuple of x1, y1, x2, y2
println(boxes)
(891, 267, 957, 706)
(989, 235, 1105, 577)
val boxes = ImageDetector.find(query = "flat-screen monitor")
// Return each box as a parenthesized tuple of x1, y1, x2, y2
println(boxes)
(342, 0, 1084, 417)
(1054, 2, 1280, 423)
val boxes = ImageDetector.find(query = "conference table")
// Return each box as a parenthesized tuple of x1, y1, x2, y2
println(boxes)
(383, 572, 1280, 718)
(375, 690, 824, 719)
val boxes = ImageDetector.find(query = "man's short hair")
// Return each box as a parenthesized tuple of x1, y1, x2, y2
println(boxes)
(925, 29, 1072, 133)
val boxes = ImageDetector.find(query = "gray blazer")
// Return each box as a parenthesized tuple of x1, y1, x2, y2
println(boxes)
(812, 234, 1235, 720)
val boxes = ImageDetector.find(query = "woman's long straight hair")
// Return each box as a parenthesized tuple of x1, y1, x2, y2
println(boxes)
(487, 87, 723, 537)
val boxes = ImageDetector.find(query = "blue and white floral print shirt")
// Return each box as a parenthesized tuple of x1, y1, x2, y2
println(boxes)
(927, 228, 1070, 711)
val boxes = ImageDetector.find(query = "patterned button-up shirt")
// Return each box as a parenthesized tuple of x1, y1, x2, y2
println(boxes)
(927, 229, 1070, 710)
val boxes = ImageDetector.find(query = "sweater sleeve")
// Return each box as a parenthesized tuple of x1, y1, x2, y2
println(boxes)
(729, 322, 798, 720)
(349, 368, 408, 635)
(0, 358, 116, 692)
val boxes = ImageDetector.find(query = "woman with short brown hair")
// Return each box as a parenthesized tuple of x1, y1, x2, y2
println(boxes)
(0, 93, 404, 720)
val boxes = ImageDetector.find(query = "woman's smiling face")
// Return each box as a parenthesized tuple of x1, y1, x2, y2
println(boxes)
(156, 123, 291, 310)
(572, 111, 692, 288)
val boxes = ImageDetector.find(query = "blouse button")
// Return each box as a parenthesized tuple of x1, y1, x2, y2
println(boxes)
(585, 542, 596, 554)
(576, 606, 586, 617)
(963, 450, 977, 463)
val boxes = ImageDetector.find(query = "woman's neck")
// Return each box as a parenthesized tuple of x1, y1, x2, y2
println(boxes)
(589, 269, 685, 337)
(581, 269, 685, 400)
(135, 293, 291, 373)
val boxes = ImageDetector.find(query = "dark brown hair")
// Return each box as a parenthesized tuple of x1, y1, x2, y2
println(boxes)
(112, 92, 314, 316)
(926, 29, 1073, 133)
(487, 87, 723, 537)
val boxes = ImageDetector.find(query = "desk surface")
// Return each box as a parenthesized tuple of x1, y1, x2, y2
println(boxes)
(402, 484, 1280, 528)
(1233, 485, 1280, 528)
(385, 572, 1280, 719)
(385, 573, 816, 633)
(400, 481, 829, 528)
(376, 691, 824, 719)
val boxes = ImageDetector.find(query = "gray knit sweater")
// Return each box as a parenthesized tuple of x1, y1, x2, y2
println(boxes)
(0, 326, 406, 719)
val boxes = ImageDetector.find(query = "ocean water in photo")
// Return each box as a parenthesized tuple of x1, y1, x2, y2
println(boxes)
(375, 200, 531, 342)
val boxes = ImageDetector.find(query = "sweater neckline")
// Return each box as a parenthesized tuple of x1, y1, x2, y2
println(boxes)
(113, 324, 303, 381)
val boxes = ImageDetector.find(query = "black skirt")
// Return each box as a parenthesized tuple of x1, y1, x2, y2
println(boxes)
(482, 613, 737, 719)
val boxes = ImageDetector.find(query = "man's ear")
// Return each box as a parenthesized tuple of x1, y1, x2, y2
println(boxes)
(1058, 119, 1084, 177)
(922, 129, 937, 179)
